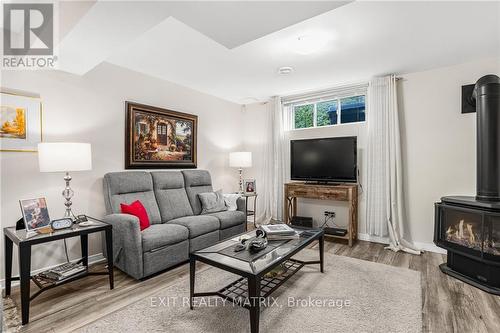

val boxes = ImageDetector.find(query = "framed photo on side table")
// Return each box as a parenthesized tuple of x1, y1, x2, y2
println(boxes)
(19, 198, 51, 232)
(244, 179, 256, 194)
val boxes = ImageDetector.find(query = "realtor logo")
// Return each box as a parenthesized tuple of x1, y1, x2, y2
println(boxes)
(2, 3, 57, 69)
(3, 3, 53, 55)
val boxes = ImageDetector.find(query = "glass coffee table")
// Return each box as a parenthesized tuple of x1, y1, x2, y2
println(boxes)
(189, 227, 324, 333)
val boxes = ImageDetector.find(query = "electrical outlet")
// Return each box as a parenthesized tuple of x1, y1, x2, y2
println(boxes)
(324, 211, 336, 217)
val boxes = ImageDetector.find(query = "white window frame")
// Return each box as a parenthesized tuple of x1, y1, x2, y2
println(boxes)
(290, 95, 365, 130)
(284, 82, 368, 131)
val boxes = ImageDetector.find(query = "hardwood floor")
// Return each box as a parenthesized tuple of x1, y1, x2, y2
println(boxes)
(3, 239, 500, 333)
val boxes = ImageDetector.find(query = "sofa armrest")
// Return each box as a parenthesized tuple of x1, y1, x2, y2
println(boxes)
(236, 196, 247, 215)
(103, 213, 143, 279)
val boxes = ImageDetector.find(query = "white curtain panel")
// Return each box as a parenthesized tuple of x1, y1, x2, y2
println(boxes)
(366, 75, 421, 254)
(259, 96, 289, 223)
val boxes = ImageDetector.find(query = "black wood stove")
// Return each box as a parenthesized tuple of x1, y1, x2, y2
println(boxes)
(435, 74, 500, 295)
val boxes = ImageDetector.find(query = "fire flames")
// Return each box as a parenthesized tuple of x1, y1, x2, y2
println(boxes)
(445, 220, 480, 250)
(445, 219, 500, 255)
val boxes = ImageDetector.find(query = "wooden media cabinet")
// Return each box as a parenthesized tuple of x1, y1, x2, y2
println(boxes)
(284, 182, 358, 246)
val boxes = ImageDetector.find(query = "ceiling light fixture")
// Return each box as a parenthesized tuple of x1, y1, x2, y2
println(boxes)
(278, 66, 294, 75)
(292, 34, 329, 55)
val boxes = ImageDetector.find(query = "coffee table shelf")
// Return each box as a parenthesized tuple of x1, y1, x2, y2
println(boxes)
(217, 259, 304, 308)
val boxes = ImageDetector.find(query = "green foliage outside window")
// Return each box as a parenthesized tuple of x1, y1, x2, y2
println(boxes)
(316, 100, 337, 126)
(293, 104, 313, 129)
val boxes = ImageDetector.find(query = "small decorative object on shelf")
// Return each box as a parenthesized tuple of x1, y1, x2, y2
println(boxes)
(264, 263, 289, 278)
(19, 197, 51, 233)
(233, 229, 268, 252)
(244, 179, 256, 194)
(50, 218, 73, 230)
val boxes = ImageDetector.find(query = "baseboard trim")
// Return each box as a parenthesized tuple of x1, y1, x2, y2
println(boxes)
(0, 253, 106, 289)
(357, 233, 446, 254)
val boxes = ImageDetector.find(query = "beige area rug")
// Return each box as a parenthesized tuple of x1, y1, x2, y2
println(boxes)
(79, 250, 422, 333)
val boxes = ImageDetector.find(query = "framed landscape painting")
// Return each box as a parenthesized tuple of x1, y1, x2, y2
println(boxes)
(125, 101, 197, 169)
(0, 92, 42, 152)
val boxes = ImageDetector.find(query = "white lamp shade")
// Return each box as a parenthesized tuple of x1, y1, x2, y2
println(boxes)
(229, 152, 252, 168)
(38, 143, 92, 172)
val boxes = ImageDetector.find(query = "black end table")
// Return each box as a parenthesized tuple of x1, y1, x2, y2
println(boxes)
(3, 220, 113, 325)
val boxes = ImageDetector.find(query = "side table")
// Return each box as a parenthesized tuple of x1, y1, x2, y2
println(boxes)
(242, 193, 258, 228)
(3, 220, 113, 325)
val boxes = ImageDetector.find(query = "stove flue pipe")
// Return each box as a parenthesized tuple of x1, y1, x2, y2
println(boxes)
(473, 74, 500, 201)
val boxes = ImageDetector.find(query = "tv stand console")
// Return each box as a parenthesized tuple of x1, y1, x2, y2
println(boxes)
(284, 182, 358, 246)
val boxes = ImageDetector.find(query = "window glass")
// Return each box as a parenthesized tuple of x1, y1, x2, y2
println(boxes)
(316, 100, 338, 126)
(293, 104, 314, 129)
(290, 93, 366, 129)
(340, 96, 365, 124)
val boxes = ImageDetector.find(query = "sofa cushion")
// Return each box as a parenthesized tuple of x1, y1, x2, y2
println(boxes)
(103, 171, 162, 224)
(182, 170, 213, 215)
(167, 215, 219, 238)
(141, 224, 189, 253)
(223, 193, 241, 211)
(120, 200, 150, 231)
(198, 190, 227, 214)
(151, 171, 194, 222)
(208, 210, 246, 229)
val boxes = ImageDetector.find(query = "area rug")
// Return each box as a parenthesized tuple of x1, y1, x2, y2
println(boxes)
(79, 250, 422, 333)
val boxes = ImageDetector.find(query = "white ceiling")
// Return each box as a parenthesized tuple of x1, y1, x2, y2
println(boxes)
(57, 1, 500, 104)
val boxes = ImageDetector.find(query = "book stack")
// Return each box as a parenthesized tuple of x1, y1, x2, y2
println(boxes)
(39, 262, 86, 282)
(260, 224, 300, 240)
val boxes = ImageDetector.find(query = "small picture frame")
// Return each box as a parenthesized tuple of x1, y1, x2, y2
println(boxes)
(244, 179, 256, 194)
(19, 198, 51, 232)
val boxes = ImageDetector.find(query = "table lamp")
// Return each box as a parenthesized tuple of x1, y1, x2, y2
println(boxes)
(38, 143, 92, 219)
(229, 152, 252, 193)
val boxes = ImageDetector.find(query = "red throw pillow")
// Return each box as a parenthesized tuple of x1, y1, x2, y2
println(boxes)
(120, 200, 150, 231)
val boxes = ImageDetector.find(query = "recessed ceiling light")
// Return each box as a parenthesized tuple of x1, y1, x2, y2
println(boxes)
(292, 34, 329, 55)
(278, 66, 294, 75)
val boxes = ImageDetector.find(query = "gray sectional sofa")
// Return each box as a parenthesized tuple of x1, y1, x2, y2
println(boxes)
(102, 170, 246, 279)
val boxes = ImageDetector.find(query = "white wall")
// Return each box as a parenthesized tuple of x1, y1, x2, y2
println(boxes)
(0, 62, 244, 278)
(399, 57, 500, 244)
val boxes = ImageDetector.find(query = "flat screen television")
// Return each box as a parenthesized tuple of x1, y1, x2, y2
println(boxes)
(290, 136, 357, 183)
